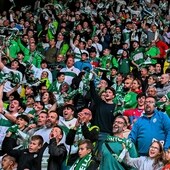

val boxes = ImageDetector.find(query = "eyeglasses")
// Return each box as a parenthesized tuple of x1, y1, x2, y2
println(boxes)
(144, 101, 155, 104)
(150, 146, 159, 150)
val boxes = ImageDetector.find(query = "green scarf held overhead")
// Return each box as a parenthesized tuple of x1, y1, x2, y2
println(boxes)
(70, 153, 92, 170)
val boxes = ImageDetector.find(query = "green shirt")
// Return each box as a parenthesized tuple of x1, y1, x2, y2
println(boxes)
(9, 40, 20, 58)
(118, 58, 130, 75)
(130, 47, 145, 66)
(145, 46, 160, 64)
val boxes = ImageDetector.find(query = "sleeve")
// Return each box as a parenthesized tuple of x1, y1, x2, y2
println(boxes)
(124, 93, 137, 109)
(128, 142, 138, 158)
(9, 41, 20, 58)
(35, 55, 42, 68)
(112, 57, 118, 68)
(2, 137, 17, 154)
(125, 152, 143, 169)
(48, 138, 67, 157)
(2, 66, 11, 73)
(81, 124, 99, 143)
(65, 129, 77, 145)
(70, 38, 76, 50)
(89, 81, 102, 104)
(17, 38, 30, 62)
(128, 121, 139, 145)
(101, 72, 113, 87)
(162, 113, 170, 150)
(60, 43, 69, 56)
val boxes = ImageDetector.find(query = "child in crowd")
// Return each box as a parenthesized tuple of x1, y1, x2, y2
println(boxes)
(125, 141, 164, 170)
(70, 139, 99, 170)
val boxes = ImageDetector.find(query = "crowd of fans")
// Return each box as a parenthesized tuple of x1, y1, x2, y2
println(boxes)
(0, 0, 170, 169)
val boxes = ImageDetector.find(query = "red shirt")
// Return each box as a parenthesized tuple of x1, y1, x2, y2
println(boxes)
(156, 40, 169, 58)
(162, 163, 170, 170)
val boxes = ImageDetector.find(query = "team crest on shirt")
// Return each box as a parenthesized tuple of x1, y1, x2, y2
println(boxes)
(153, 118, 157, 123)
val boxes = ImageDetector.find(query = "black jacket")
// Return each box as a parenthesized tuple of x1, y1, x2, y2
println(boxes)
(4, 138, 48, 170)
(48, 138, 67, 170)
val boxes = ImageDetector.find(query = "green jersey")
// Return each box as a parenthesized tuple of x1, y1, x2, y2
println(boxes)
(130, 47, 145, 65)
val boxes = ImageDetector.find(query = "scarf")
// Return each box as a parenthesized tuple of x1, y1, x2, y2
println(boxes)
(70, 153, 92, 170)
(106, 136, 133, 149)
(105, 136, 132, 162)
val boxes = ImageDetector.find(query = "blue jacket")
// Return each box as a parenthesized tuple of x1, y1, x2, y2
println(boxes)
(74, 60, 92, 71)
(128, 109, 170, 156)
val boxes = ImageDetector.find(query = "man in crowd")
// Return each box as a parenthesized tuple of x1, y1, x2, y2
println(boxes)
(129, 96, 170, 156)
(100, 115, 137, 169)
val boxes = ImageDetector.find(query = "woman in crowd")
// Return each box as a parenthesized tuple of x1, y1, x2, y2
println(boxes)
(131, 79, 142, 94)
(41, 91, 56, 110)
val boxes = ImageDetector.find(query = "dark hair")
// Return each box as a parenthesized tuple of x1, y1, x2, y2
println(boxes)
(35, 101, 45, 108)
(31, 135, 44, 146)
(16, 115, 30, 124)
(53, 125, 64, 137)
(41, 92, 56, 105)
(39, 82, 47, 89)
(57, 72, 65, 78)
(41, 60, 48, 64)
(9, 91, 20, 99)
(26, 95, 35, 100)
(10, 59, 20, 66)
(63, 104, 75, 112)
(111, 66, 118, 71)
(137, 92, 146, 99)
(105, 87, 115, 95)
(17, 51, 24, 56)
(78, 139, 93, 152)
(12, 98, 23, 107)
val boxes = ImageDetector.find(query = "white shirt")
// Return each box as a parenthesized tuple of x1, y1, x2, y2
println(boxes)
(2, 66, 23, 93)
(58, 116, 77, 129)
(60, 66, 80, 85)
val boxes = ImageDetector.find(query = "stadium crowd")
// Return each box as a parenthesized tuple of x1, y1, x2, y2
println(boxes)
(0, 0, 170, 169)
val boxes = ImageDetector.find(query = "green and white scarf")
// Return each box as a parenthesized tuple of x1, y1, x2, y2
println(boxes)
(105, 136, 132, 162)
(70, 153, 92, 170)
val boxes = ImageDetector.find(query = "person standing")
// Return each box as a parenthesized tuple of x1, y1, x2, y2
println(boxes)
(129, 96, 170, 156)
(100, 115, 137, 170)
